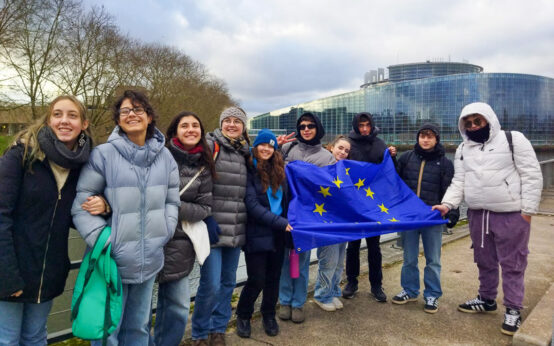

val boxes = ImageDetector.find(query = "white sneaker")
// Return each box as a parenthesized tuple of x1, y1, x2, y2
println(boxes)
(314, 299, 336, 312)
(333, 297, 344, 309)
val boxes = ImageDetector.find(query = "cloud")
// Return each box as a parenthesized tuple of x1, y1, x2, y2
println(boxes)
(83, 0, 554, 115)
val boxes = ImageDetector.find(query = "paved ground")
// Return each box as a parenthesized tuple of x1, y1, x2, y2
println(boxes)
(184, 197, 554, 345)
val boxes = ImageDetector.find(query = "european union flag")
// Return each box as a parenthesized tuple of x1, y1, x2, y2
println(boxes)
(286, 150, 447, 252)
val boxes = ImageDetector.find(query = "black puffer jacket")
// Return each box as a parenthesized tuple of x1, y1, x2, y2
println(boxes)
(397, 143, 453, 206)
(158, 142, 213, 283)
(244, 167, 289, 254)
(0, 144, 81, 302)
(348, 112, 393, 165)
(208, 129, 249, 248)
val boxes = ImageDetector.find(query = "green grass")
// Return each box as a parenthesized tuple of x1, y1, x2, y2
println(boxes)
(0, 135, 14, 153)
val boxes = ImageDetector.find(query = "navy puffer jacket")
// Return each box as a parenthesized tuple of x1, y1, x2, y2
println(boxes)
(244, 167, 289, 253)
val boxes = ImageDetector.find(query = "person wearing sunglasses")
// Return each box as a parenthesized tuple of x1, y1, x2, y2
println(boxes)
(342, 112, 397, 303)
(433, 102, 542, 336)
(278, 112, 335, 324)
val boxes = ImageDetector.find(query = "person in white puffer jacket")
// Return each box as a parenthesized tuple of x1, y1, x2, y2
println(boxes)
(433, 102, 542, 336)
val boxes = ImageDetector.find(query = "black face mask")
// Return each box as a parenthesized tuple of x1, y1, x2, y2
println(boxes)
(466, 124, 490, 143)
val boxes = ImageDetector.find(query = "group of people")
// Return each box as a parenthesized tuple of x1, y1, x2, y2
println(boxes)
(0, 91, 542, 346)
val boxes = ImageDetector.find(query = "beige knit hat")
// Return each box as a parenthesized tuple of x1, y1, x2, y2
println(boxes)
(219, 107, 247, 128)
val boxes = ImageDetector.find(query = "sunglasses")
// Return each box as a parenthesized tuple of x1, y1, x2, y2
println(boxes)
(464, 118, 484, 129)
(299, 124, 316, 130)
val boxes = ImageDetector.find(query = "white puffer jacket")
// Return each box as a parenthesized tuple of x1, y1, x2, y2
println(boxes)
(442, 102, 542, 214)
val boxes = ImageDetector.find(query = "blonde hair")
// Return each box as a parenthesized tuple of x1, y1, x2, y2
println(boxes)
(14, 95, 88, 167)
(326, 135, 351, 153)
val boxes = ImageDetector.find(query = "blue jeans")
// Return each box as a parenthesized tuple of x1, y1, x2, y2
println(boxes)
(191, 247, 241, 340)
(279, 249, 311, 308)
(0, 299, 53, 346)
(152, 275, 190, 346)
(92, 277, 156, 346)
(314, 243, 346, 304)
(400, 225, 443, 299)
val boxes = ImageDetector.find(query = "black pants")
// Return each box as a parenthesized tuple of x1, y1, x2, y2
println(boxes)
(236, 246, 285, 319)
(345, 235, 383, 288)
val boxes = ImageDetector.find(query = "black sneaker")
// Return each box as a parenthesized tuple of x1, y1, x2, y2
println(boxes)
(342, 282, 358, 299)
(458, 295, 497, 313)
(371, 286, 387, 303)
(235, 317, 251, 338)
(262, 316, 280, 336)
(424, 297, 439, 314)
(501, 308, 521, 336)
(392, 290, 418, 305)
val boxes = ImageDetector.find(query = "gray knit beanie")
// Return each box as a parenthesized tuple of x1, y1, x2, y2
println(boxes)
(219, 107, 248, 128)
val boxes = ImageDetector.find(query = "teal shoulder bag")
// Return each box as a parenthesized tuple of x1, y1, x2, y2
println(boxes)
(71, 226, 122, 344)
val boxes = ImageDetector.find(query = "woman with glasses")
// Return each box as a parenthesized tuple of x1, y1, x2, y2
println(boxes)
(72, 90, 180, 345)
(0, 96, 95, 345)
(191, 107, 250, 346)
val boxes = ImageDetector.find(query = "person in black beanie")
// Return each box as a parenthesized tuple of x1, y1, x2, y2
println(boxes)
(342, 112, 397, 302)
(391, 123, 458, 313)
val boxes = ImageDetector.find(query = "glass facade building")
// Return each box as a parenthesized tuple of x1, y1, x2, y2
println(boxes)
(250, 62, 554, 145)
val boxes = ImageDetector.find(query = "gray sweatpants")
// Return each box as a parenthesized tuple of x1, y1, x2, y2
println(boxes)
(468, 209, 530, 310)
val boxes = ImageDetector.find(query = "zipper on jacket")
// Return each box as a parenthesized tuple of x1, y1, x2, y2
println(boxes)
(416, 160, 426, 197)
(37, 190, 61, 303)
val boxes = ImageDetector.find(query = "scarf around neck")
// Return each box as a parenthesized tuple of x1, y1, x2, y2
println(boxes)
(37, 126, 91, 169)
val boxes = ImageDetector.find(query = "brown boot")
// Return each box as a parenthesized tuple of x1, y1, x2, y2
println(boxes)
(291, 307, 305, 323)
(209, 332, 226, 346)
(191, 339, 209, 346)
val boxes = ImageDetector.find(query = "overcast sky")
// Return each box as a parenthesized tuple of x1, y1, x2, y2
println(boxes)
(84, 0, 554, 116)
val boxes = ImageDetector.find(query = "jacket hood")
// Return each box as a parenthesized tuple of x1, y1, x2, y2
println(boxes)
(349, 112, 380, 141)
(107, 126, 166, 167)
(295, 112, 325, 144)
(458, 102, 501, 143)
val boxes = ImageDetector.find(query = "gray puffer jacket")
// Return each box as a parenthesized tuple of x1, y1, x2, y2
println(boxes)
(72, 127, 180, 284)
(207, 129, 249, 248)
(158, 141, 213, 283)
(281, 141, 335, 167)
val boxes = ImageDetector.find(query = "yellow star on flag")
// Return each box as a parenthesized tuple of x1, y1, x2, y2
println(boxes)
(332, 176, 343, 188)
(388, 217, 399, 222)
(318, 186, 332, 198)
(354, 178, 365, 190)
(345, 168, 350, 175)
(364, 186, 375, 199)
(378, 203, 389, 214)
(313, 203, 327, 216)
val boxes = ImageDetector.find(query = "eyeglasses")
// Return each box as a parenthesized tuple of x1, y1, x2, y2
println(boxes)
(464, 117, 484, 129)
(299, 124, 316, 130)
(119, 107, 145, 116)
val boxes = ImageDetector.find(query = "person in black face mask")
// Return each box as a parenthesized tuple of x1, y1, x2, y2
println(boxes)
(433, 102, 543, 336)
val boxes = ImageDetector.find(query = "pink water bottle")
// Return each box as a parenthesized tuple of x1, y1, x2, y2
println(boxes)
(289, 249, 299, 279)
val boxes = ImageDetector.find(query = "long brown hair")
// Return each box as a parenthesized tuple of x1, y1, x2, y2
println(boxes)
(13, 95, 89, 167)
(166, 111, 216, 178)
(250, 146, 285, 196)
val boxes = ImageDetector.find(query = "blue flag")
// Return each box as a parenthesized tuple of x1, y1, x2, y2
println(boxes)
(286, 150, 447, 252)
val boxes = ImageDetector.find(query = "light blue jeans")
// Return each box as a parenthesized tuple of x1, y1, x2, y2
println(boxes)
(92, 276, 156, 346)
(0, 299, 53, 346)
(279, 249, 312, 308)
(314, 243, 347, 304)
(400, 225, 443, 299)
(191, 247, 241, 341)
(152, 275, 190, 346)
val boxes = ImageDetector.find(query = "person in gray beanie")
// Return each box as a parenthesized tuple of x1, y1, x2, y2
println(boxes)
(191, 106, 251, 346)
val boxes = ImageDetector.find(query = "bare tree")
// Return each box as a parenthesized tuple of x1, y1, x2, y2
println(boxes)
(0, 0, 25, 47)
(1, 0, 79, 118)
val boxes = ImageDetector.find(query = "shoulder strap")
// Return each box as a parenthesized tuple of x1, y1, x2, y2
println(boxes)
(179, 167, 205, 196)
(504, 130, 514, 162)
(282, 141, 298, 161)
(213, 141, 220, 161)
